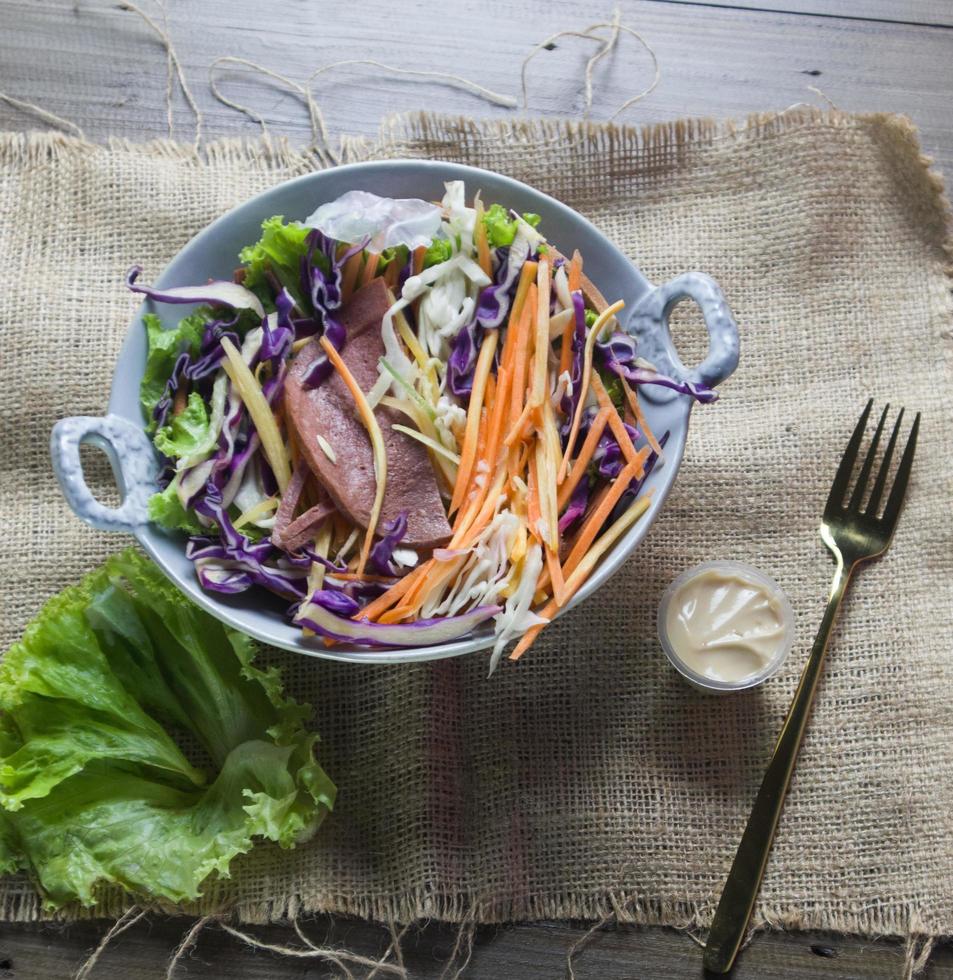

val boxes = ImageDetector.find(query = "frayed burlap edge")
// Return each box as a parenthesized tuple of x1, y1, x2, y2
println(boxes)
(1, 108, 951, 970)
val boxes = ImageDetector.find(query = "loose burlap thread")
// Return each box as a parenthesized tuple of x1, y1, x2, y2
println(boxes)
(1, 109, 951, 950)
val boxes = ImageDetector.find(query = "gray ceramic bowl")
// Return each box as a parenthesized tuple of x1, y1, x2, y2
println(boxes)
(51, 160, 739, 663)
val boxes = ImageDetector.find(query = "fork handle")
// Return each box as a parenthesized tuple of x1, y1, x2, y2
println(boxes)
(703, 560, 853, 974)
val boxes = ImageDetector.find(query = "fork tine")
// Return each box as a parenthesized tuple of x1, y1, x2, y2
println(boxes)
(881, 412, 920, 529)
(848, 404, 889, 512)
(865, 407, 904, 516)
(826, 399, 872, 513)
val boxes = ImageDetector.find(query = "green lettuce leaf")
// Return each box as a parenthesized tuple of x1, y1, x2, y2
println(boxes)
(153, 392, 210, 460)
(0, 550, 335, 909)
(423, 237, 453, 268)
(139, 312, 206, 429)
(482, 204, 542, 248)
(239, 216, 311, 306)
(147, 480, 204, 534)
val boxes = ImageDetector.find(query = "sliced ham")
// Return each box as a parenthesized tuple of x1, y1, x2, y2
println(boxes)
(284, 277, 452, 551)
(270, 463, 336, 553)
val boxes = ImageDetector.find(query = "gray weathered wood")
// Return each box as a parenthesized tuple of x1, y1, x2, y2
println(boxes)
(1, 917, 952, 979)
(660, 0, 953, 28)
(0, 1, 951, 976)
(1, 0, 952, 175)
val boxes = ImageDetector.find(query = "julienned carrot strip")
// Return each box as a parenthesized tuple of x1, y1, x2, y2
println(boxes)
(568, 249, 582, 293)
(556, 406, 611, 511)
(507, 284, 536, 432)
(557, 293, 577, 380)
(359, 562, 430, 621)
(619, 375, 662, 455)
(449, 331, 499, 514)
(457, 467, 507, 548)
(504, 397, 533, 448)
(359, 252, 380, 286)
(509, 494, 652, 660)
(400, 554, 468, 619)
(413, 245, 426, 276)
(319, 337, 385, 577)
(341, 249, 363, 302)
(474, 200, 492, 277)
(590, 373, 650, 475)
(383, 256, 401, 288)
(557, 299, 626, 484)
(545, 543, 566, 606)
(528, 260, 551, 414)
(509, 260, 538, 331)
(453, 405, 490, 531)
(561, 459, 641, 577)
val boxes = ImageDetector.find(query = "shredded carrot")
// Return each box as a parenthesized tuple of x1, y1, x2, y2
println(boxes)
(568, 249, 582, 293)
(457, 467, 507, 548)
(329, 572, 401, 583)
(383, 256, 401, 288)
(358, 562, 430, 621)
(319, 337, 385, 576)
(452, 405, 490, 530)
(449, 331, 499, 514)
(359, 252, 380, 286)
(509, 494, 652, 660)
(503, 290, 533, 426)
(590, 373, 649, 474)
(557, 299, 626, 484)
(340, 249, 363, 301)
(619, 375, 662, 455)
(556, 406, 611, 511)
(474, 200, 492, 277)
(544, 543, 566, 606)
(561, 459, 641, 577)
(508, 259, 538, 327)
(412, 245, 426, 276)
(378, 604, 417, 624)
(503, 397, 534, 448)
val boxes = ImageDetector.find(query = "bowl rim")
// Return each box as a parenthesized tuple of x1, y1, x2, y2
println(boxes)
(108, 158, 706, 664)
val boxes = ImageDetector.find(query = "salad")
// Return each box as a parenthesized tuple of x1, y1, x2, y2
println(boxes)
(131, 181, 714, 668)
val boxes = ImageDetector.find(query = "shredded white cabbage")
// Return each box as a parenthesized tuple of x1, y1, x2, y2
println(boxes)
(553, 264, 572, 310)
(489, 542, 548, 674)
(422, 510, 519, 619)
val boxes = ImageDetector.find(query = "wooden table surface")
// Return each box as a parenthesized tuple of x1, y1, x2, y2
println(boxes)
(2, 1, 952, 977)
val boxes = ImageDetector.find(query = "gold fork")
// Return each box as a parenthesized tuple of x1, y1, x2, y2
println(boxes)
(703, 400, 921, 974)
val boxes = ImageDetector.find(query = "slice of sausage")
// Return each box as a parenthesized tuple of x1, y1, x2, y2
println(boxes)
(284, 277, 452, 550)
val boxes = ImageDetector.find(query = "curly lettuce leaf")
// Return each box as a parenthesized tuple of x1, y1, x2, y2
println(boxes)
(153, 392, 210, 460)
(482, 204, 542, 248)
(239, 216, 311, 306)
(147, 480, 204, 534)
(0, 550, 335, 909)
(140, 312, 206, 425)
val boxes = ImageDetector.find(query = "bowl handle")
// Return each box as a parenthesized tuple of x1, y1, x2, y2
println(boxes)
(626, 272, 739, 400)
(50, 415, 159, 532)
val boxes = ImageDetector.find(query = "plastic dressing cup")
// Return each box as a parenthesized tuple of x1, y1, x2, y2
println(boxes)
(657, 561, 795, 694)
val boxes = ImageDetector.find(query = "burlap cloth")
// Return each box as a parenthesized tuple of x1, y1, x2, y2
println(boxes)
(1, 109, 951, 945)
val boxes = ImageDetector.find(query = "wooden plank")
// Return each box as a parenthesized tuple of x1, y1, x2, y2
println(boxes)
(1, 917, 952, 979)
(657, 0, 953, 29)
(0, 0, 952, 177)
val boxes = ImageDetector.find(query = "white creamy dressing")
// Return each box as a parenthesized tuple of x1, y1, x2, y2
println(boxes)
(664, 568, 787, 683)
